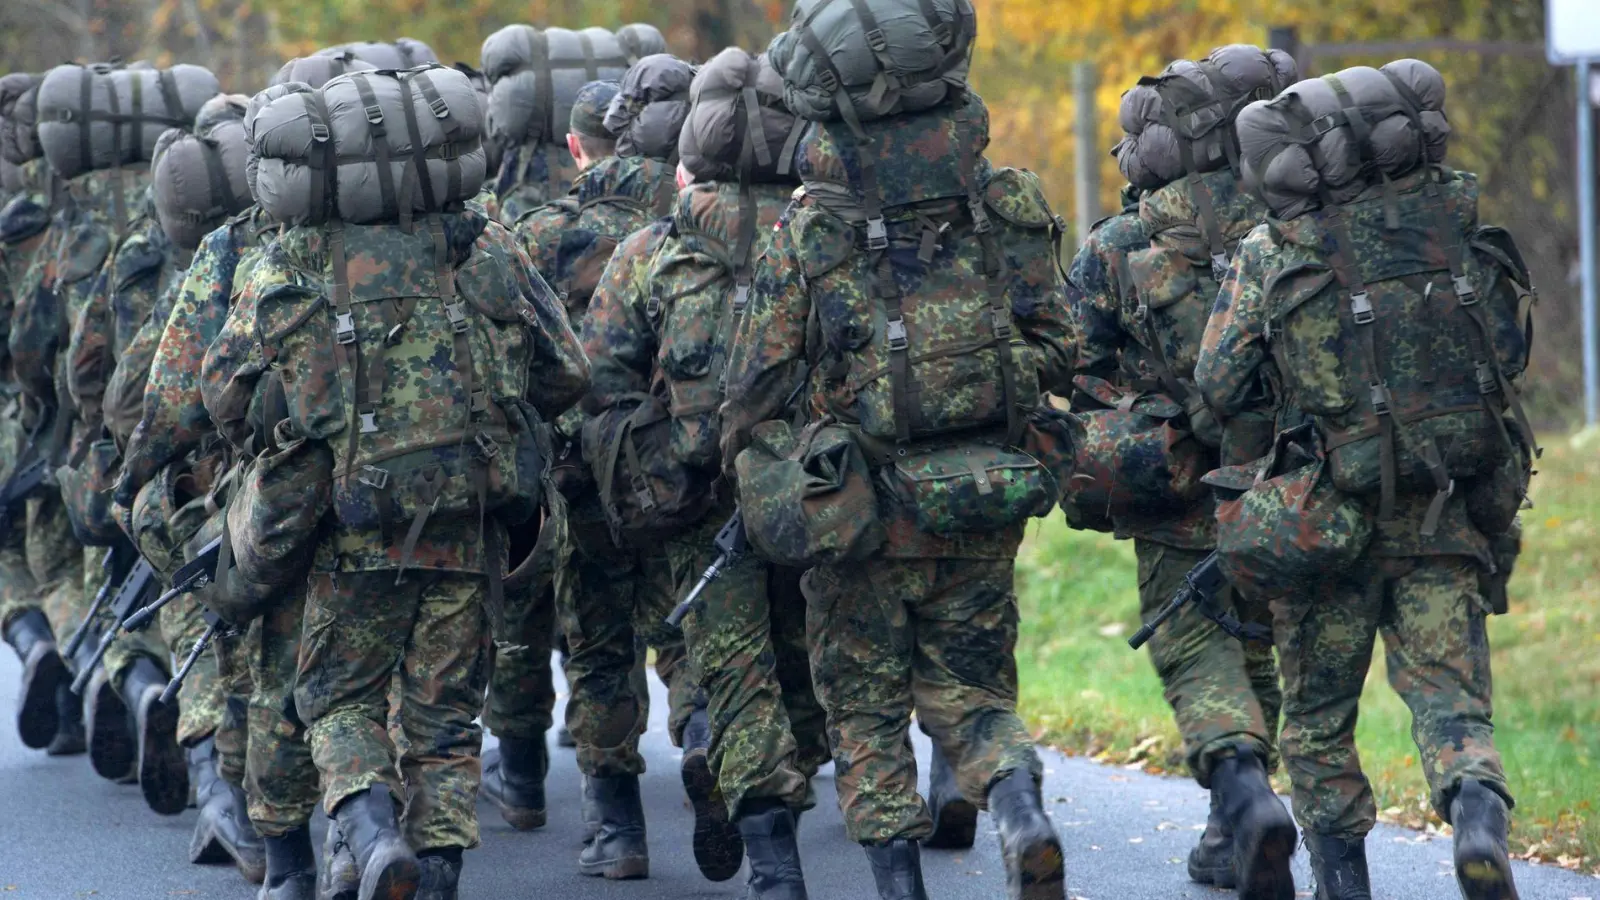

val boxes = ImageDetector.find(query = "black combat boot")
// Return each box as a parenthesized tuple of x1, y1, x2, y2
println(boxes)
(259, 826, 318, 900)
(47, 680, 87, 755)
(5, 609, 68, 749)
(319, 818, 361, 900)
(332, 785, 421, 900)
(416, 849, 462, 900)
(577, 775, 649, 879)
(1188, 787, 1236, 887)
(925, 741, 977, 850)
(1212, 749, 1296, 900)
(119, 655, 189, 814)
(988, 769, 1067, 899)
(84, 661, 136, 782)
(189, 737, 268, 883)
(481, 736, 548, 830)
(1451, 780, 1521, 900)
(863, 840, 929, 900)
(1305, 833, 1372, 900)
(738, 801, 808, 900)
(682, 706, 743, 881)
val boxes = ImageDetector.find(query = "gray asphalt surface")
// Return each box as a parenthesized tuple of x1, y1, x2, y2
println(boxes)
(1, 649, 1595, 899)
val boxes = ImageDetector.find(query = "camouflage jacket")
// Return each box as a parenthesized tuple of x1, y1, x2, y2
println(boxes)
(1196, 180, 1492, 561)
(493, 142, 580, 227)
(117, 207, 279, 505)
(514, 154, 676, 320)
(721, 187, 1077, 560)
(102, 245, 194, 447)
(204, 212, 589, 574)
(0, 160, 57, 383)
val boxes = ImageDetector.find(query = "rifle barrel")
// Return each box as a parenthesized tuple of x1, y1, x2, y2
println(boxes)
(70, 627, 118, 695)
(160, 620, 220, 705)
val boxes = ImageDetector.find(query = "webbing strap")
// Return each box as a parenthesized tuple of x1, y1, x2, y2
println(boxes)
(76, 68, 92, 181)
(1159, 100, 1228, 279)
(327, 223, 369, 484)
(475, 462, 505, 632)
(395, 74, 436, 232)
(351, 74, 399, 227)
(298, 91, 334, 222)
(394, 467, 444, 582)
(577, 31, 599, 81)
(200, 136, 237, 221)
(528, 28, 554, 144)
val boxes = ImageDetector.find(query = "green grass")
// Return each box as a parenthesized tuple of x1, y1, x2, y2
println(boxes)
(1013, 431, 1600, 872)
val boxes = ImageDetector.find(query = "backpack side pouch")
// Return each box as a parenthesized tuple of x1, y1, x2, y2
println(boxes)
(735, 419, 885, 568)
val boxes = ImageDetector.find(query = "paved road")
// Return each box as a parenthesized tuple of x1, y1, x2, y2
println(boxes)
(1, 650, 1595, 900)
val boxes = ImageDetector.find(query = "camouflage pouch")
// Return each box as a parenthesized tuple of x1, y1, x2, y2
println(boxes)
(1478, 517, 1520, 616)
(129, 462, 219, 580)
(734, 419, 885, 569)
(55, 438, 123, 546)
(1462, 422, 1533, 540)
(1207, 424, 1373, 597)
(887, 441, 1055, 536)
(227, 424, 332, 588)
(583, 394, 716, 544)
(1060, 375, 1208, 529)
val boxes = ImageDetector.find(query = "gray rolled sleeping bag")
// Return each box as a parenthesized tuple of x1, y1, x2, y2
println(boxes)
(768, 0, 976, 125)
(1, 156, 20, 195)
(316, 39, 438, 71)
(680, 48, 799, 184)
(36, 63, 220, 179)
(273, 52, 376, 89)
(604, 54, 695, 164)
(247, 65, 486, 226)
(1115, 45, 1298, 191)
(1, 73, 43, 166)
(481, 25, 631, 147)
(244, 83, 307, 203)
(153, 105, 251, 249)
(616, 24, 668, 66)
(1237, 59, 1450, 219)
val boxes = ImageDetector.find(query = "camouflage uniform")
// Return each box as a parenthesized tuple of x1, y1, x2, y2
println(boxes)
(583, 181, 829, 817)
(493, 142, 580, 227)
(1195, 170, 1512, 839)
(514, 154, 698, 768)
(1066, 177, 1281, 786)
(208, 211, 589, 851)
(719, 179, 1075, 845)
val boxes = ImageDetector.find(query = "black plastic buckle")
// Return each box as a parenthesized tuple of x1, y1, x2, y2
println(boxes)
(359, 411, 378, 434)
(1453, 275, 1477, 306)
(866, 217, 888, 251)
(1369, 383, 1391, 416)
(474, 432, 500, 460)
(445, 301, 469, 334)
(310, 122, 330, 142)
(364, 104, 384, 125)
(1310, 113, 1342, 137)
(428, 97, 450, 119)
(817, 69, 839, 93)
(358, 465, 390, 490)
(335, 313, 358, 345)
(1476, 361, 1497, 395)
(865, 29, 888, 52)
(886, 317, 908, 351)
(1350, 292, 1375, 325)
(733, 282, 750, 313)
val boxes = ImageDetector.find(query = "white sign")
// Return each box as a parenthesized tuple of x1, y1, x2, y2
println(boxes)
(1550, 0, 1600, 64)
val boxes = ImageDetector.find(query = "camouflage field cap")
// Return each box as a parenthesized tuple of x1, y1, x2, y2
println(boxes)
(570, 80, 621, 140)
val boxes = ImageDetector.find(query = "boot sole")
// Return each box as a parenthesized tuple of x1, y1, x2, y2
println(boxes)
(18, 645, 67, 749)
(682, 748, 743, 882)
(358, 846, 421, 900)
(926, 794, 979, 850)
(578, 855, 650, 880)
(137, 694, 190, 816)
(1237, 804, 1297, 900)
(1007, 832, 1066, 899)
(1186, 857, 1235, 889)
(483, 776, 547, 831)
(1456, 848, 1521, 900)
(189, 811, 268, 884)
(87, 675, 135, 781)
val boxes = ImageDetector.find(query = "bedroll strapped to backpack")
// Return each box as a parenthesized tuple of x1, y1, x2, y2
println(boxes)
(152, 117, 251, 251)
(604, 54, 696, 164)
(317, 39, 439, 72)
(271, 53, 377, 91)
(247, 64, 487, 227)
(36, 62, 220, 180)
(770, 0, 977, 126)
(680, 48, 803, 185)
(254, 209, 549, 625)
(480, 25, 633, 148)
(1, 72, 43, 166)
(789, 93, 1065, 534)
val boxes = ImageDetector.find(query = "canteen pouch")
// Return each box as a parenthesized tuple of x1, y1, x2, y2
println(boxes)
(227, 424, 333, 587)
(56, 438, 124, 547)
(734, 419, 885, 569)
(1207, 424, 1373, 598)
(1060, 375, 1208, 531)
(888, 442, 1055, 536)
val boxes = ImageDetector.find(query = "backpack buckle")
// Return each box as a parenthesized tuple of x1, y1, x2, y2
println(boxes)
(1310, 113, 1341, 137)
(969, 201, 992, 234)
(631, 474, 656, 511)
(364, 104, 384, 125)
(428, 96, 450, 119)
(886, 317, 908, 351)
(1369, 383, 1392, 416)
(866, 217, 888, 251)
(733, 282, 750, 313)
(358, 465, 390, 490)
(931, 21, 953, 44)
(1211, 252, 1230, 281)
(865, 29, 889, 52)
(1134, 302, 1149, 323)
(438, 141, 459, 161)
(445, 301, 469, 334)
(359, 411, 379, 434)
(335, 313, 358, 344)
(645, 292, 663, 321)
(1476, 361, 1497, 395)
(1453, 275, 1477, 305)
(474, 432, 500, 460)
(817, 69, 839, 93)
(1350, 292, 1375, 325)
(310, 122, 330, 142)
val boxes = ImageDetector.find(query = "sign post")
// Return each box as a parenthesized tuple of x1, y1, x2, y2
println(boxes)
(1550, 0, 1600, 426)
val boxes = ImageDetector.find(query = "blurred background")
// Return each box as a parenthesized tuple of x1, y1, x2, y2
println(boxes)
(0, 0, 1578, 424)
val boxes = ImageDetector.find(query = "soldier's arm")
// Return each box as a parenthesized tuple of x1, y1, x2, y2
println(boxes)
(495, 226, 589, 420)
(1196, 225, 1275, 423)
(512, 206, 564, 288)
(199, 249, 277, 453)
(580, 223, 662, 415)
(719, 221, 810, 480)
(1067, 230, 1131, 384)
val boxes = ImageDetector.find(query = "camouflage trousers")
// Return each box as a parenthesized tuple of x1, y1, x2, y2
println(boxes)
(557, 521, 697, 777)
(481, 580, 557, 742)
(160, 588, 251, 781)
(245, 590, 320, 837)
(23, 492, 87, 642)
(0, 530, 39, 633)
(296, 570, 490, 852)
(1272, 555, 1510, 839)
(1135, 540, 1281, 785)
(669, 524, 829, 819)
(802, 557, 1043, 845)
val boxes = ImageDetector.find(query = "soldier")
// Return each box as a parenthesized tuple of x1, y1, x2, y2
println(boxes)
(719, 46, 1071, 898)
(513, 64, 702, 880)
(1065, 47, 1296, 897)
(582, 48, 829, 895)
(214, 65, 589, 900)
(1197, 60, 1529, 900)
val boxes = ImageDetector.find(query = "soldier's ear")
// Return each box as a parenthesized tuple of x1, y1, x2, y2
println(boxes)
(566, 133, 583, 167)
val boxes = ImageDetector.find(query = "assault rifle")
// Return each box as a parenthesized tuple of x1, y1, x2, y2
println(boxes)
(70, 537, 223, 695)
(64, 540, 138, 660)
(1127, 551, 1272, 651)
(161, 610, 230, 704)
(665, 509, 747, 629)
